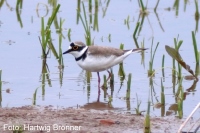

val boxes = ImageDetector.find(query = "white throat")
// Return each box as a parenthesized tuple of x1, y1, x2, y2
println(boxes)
(70, 46, 88, 58)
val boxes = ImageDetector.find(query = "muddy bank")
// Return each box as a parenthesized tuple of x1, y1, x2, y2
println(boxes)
(0, 106, 192, 133)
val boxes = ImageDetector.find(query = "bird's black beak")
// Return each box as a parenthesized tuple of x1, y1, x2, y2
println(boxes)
(63, 49, 72, 54)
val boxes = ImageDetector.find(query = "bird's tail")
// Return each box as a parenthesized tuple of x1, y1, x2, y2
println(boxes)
(132, 48, 148, 53)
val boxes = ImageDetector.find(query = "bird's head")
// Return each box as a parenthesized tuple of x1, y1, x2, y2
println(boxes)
(63, 41, 87, 58)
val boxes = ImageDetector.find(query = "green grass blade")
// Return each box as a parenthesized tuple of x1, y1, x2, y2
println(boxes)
(103, 75, 107, 89)
(133, 22, 140, 38)
(151, 42, 159, 67)
(161, 78, 165, 116)
(162, 55, 165, 77)
(77, 10, 87, 33)
(48, 41, 59, 59)
(126, 73, 131, 100)
(46, 4, 60, 29)
(76, 0, 81, 24)
(192, 31, 199, 64)
(177, 77, 183, 119)
(82, 2, 89, 33)
(139, 0, 145, 11)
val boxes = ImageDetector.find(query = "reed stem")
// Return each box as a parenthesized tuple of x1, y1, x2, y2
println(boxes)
(192, 31, 199, 64)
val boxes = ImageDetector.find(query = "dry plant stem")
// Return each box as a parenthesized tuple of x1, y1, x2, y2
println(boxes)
(177, 102, 200, 133)
(187, 117, 200, 132)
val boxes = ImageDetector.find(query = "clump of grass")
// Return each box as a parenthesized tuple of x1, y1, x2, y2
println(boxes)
(40, 2, 60, 60)
(148, 38, 159, 77)
(39, 4, 60, 94)
(40, 4, 60, 58)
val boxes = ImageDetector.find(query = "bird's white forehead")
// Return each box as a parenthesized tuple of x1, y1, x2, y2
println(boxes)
(68, 46, 72, 49)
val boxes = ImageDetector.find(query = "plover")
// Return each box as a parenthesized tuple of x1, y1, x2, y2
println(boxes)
(63, 41, 147, 90)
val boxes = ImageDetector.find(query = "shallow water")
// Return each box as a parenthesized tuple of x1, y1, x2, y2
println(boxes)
(0, 0, 199, 119)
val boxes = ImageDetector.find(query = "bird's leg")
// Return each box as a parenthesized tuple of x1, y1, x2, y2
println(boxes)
(97, 93, 100, 102)
(97, 72, 101, 95)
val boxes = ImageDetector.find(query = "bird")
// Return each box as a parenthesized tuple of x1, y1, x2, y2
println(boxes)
(63, 41, 147, 92)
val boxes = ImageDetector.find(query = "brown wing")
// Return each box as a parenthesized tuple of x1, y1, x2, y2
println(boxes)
(88, 45, 128, 57)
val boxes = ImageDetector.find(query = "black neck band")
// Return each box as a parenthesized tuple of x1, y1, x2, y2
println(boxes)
(75, 47, 88, 61)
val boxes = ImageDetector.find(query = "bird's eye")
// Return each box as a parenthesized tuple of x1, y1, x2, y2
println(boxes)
(73, 46, 79, 50)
